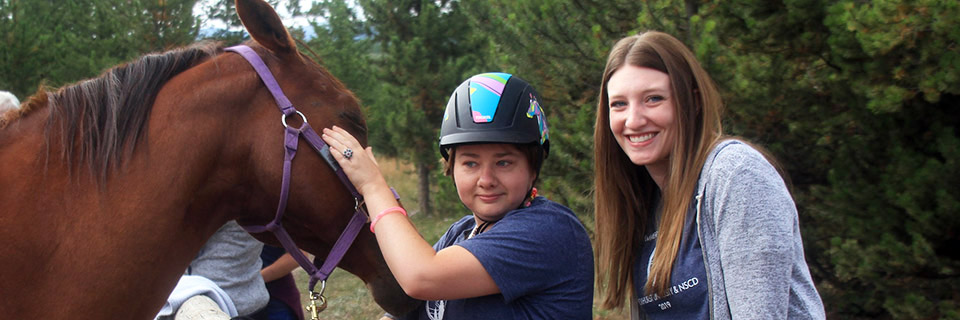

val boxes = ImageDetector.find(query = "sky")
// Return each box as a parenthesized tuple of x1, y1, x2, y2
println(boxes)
(193, 0, 318, 31)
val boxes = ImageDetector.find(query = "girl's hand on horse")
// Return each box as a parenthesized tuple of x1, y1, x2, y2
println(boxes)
(322, 126, 388, 196)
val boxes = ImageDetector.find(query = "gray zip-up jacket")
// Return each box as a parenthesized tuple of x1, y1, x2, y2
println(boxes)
(634, 140, 825, 319)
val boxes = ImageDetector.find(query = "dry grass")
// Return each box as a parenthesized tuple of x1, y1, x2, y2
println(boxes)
(378, 157, 422, 215)
(293, 268, 383, 319)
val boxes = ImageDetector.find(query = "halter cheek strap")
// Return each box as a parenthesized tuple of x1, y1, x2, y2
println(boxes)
(224, 45, 376, 294)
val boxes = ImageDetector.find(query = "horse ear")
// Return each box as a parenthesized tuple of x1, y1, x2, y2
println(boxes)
(235, 0, 297, 54)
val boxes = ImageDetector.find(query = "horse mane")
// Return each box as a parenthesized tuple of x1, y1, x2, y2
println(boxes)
(4, 39, 368, 183)
(20, 41, 224, 181)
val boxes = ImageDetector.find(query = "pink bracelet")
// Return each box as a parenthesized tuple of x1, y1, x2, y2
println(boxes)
(370, 206, 408, 233)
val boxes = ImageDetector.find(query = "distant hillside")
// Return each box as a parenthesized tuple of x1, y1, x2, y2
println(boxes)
(198, 26, 317, 41)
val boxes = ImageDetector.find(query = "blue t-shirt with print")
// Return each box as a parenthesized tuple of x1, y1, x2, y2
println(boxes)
(633, 202, 710, 319)
(399, 197, 594, 320)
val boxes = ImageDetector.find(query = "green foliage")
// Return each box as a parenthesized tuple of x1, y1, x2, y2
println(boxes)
(431, 165, 463, 217)
(459, 0, 960, 317)
(134, 0, 202, 51)
(306, 0, 386, 148)
(823, 0, 960, 112)
(459, 0, 648, 217)
(5, 0, 958, 317)
(809, 105, 960, 318)
(0, 0, 200, 98)
(355, 0, 489, 216)
(700, 0, 960, 317)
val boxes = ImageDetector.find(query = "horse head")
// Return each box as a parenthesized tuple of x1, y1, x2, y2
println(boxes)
(148, 0, 418, 316)
(211, 0, 419, 315)
(0, 0, 418, 318)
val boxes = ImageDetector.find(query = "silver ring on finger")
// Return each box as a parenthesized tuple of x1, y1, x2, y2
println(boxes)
(343, 148, 353, 160)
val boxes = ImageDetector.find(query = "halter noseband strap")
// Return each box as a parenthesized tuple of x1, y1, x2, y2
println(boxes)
(224, 45, 366, 293)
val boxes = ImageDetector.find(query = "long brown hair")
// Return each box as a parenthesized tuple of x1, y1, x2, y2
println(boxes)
(593, 31, 723, 309)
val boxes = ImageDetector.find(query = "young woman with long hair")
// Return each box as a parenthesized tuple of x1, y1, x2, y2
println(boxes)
(593, 31, 825, 319)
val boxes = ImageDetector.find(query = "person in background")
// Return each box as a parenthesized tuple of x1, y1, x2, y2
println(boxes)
(592, 31, 825, 319)
(253, 245, 306, 320)
(322, 72, 594, 319)
(0, 91, 20, 113)
(156, 221, 269, 320)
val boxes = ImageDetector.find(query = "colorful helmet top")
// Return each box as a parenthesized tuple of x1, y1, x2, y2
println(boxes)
(438, 72, 550, 160)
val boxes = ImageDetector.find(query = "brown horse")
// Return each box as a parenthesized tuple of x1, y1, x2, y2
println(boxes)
(0, 0, 418, 318)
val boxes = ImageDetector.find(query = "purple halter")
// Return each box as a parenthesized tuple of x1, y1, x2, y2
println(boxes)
(224, 45, 376, 312)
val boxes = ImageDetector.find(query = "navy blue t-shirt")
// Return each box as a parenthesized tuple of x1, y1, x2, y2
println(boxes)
(634, 202, 710, 319)
(400, 197, 594, 319)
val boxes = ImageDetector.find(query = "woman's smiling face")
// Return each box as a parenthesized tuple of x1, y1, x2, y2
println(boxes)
(607, 64, 676, 181)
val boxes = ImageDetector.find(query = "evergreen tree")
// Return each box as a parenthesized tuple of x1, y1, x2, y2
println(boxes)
(136, 0, 201, 51)
(0, 0, 200, 98)
(4, 0, 956, 317)
(306, 0, 382, 144)
(460, 0, 648, 219)
(357, 0, 486, 216)
(695, 1, 960, 318)
(463, 0, 960, 317)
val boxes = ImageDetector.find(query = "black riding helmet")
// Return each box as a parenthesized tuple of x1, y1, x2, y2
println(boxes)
(438, 72, 550, 161)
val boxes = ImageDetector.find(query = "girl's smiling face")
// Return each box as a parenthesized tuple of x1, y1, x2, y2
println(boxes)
(453, 143, 536, 221)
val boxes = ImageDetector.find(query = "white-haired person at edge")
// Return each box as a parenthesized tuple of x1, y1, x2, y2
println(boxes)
(322, 72, 594, 319)
(0, 91, 20, 113)
(592, 31, 825, 319)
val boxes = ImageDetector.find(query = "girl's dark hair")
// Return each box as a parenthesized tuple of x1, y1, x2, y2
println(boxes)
(443, 142, 544, 183)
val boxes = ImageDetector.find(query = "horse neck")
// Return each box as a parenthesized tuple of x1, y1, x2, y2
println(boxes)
(0, 58, 268, 318)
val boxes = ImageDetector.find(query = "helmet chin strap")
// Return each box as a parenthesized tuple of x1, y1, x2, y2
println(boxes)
(469, 187, 538, 239)
(475, 215, 496, 224)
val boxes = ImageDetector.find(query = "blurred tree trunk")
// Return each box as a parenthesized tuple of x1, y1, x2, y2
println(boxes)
(416, 162, 431, 216)
(357, 0, 486, 216)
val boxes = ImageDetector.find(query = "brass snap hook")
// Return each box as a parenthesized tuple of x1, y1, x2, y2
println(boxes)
(306, 280, 328, 320)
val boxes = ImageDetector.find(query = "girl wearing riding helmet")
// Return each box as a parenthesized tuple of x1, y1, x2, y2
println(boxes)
(322, 72, 593, 319)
